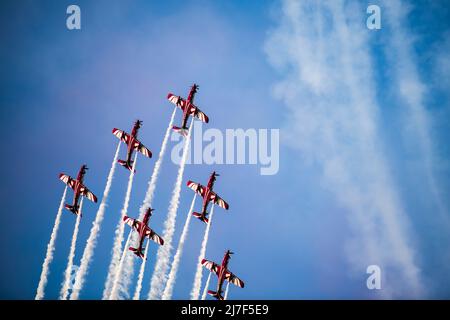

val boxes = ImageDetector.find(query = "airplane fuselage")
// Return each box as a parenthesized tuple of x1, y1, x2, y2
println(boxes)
(125, 124, 140, 165)
(215, 252, 231, 297)
(180, 85, 198, 129)
(69, 166, 86, 212)
(135, 223, 146, 253)
(135, 210, 151, 253)
(198, 173, 217, 219)
(181, 104, 189, 129)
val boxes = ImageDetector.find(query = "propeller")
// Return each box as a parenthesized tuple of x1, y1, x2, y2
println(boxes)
(191, 84, 199, 92)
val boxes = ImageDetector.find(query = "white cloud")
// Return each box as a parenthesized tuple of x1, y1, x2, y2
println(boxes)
(434, 34, 450, 88)
(265, 0, 423, 297)
(382, 0, 449, 221)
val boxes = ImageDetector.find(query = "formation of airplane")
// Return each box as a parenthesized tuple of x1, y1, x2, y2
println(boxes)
(186, 171, 229, 224)
(123, 207, 164, 259)
(45, 83, 246, 299)
(59, 164, 98, 216)
(112, 120, 152, 172)
(167, 84, 209, 136)
(202, 250, 245, 300)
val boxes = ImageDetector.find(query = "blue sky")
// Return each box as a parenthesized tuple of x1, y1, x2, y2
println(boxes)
(1, 0, 449, 299)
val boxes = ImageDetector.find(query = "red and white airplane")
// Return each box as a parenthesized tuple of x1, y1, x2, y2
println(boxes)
(187, 171, 229, 224)
(167, 84, 209, 136)
(112, 120, 152, 172)
(123, 207, 164, 259)
(202, 250, 245, 300)
(59, 165, 98, 216)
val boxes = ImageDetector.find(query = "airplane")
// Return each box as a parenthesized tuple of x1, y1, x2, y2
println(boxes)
(186, 171, 229, 224)
(59, 165, 98, 216)
(201, 250, 245, 300)
(123, 207, 164, 259)
(112, 120, 152, 172)
(167, 84, 209, 136)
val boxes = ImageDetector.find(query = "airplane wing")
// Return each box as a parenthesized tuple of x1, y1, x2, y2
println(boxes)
(188, 105, 209, 123)
(132, 139, 152, 158)
(201, 259, 220, 276)
(112, 128, 130, 145)
(59, 174, 76, 190)
(186, 180, 206, 198)
(145, 227, 164, 245)
(79, 184, 98, 203)
(209, 191, 229, 210)
(224, 270, 245, 288)
(167, 93, 186, 111)
(123, 216, 142, 232)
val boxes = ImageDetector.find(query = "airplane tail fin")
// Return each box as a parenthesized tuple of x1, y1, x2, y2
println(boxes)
(129, 247, 145, 259)
(172, 126, 189, 137)
(64, 204, 81, 217)
(193, 212, 209, 224)
(207, 290, 224, 300)
(118, 159, 135, 173)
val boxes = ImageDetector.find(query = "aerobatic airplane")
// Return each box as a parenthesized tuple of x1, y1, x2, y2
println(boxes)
(59, 165, 98, 216)
(202, 250, 245, 300)
(112, 120, 152, 172)
(187, 171, 229, 224)
(123, 207, 164, 259)
(167, 84, 209, 136)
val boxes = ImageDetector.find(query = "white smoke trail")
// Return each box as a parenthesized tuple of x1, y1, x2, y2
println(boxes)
(60, 198, 84, 300)
(148, 118, 194, 300)
(117, 242, 138, 299)
(35, 186, 67, 300)
(129, 107, 177, 300)
(109, 230, 133, 300)
(70, 142, 121, 300)
(162, 194, 197, 300)
(133, 239, 150, 300)
(191, 205, 215, 300)
(138, 107, 177, 221)
(201, 272, 212, 300)
(103, 153, 138, 299)
(224, 281, 230, 300)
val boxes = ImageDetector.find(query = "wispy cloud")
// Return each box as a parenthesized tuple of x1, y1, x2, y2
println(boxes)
(433, 32, 450, 89)
(382, 0, 449, 225)
(265, 0, 423, 297)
